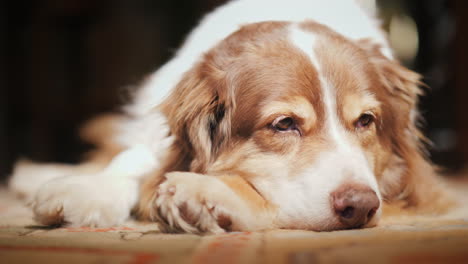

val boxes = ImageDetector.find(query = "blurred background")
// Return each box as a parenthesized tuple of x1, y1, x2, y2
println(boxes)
(1, 0, 467, 182)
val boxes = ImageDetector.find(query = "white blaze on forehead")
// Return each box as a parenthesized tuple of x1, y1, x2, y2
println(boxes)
(289, 26, 320, 70)
(289, 25, 351, 152)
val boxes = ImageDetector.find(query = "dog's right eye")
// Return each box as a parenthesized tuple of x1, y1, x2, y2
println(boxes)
(271, 116, 300, 135)
(274, 117, 294, 131)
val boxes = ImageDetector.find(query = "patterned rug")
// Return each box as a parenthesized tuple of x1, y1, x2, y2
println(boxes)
(1, 175, 468, 264)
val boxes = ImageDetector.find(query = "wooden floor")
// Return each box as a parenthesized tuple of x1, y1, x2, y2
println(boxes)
(1, 181, 468, 264)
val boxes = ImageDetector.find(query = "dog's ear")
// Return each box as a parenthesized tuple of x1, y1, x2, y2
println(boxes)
(137, 59, 233, 221)
(359, 39, 450, 211)
(159, 60, 233, 173)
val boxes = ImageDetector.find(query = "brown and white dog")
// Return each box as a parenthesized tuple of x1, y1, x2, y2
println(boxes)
(9, 0, 450, 234)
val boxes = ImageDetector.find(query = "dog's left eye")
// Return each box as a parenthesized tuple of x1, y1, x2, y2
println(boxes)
(355, 113, 375, 129)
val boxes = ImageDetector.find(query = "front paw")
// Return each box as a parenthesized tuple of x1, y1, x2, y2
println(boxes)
(153, 172, 243, 234)
(33, 175, 138, 228)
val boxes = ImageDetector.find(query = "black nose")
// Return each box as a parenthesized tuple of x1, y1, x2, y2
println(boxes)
(331, 184, 380, 228)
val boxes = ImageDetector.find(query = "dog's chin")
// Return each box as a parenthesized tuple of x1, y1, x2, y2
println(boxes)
(279, 209, 382, 232)
(306, 221, 379, 232)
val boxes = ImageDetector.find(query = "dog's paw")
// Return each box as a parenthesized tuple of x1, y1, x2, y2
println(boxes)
(153, 172, 244, 234)
(33, 175, 138, 228)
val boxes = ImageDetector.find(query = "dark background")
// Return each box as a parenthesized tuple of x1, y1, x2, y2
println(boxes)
(1, 0, 468, 182)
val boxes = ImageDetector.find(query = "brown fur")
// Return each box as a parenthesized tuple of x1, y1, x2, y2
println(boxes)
(83, 21, 451, 231)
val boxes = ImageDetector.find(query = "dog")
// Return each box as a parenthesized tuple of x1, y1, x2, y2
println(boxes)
(9, 0, 451, 234)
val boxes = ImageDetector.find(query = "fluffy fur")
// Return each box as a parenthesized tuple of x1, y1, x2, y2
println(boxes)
(9, 0, 452, 234)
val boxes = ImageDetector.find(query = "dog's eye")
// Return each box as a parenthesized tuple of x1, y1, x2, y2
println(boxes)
(272, 116, 298, 133)
(355, 113, 375, 129)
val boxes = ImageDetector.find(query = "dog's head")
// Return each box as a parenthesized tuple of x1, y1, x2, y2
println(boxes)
(160, 21, 429, 231)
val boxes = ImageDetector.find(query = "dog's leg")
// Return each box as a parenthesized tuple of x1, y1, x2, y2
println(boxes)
(8, 160, 103, 202)
(139, 172, 274, 234)
(31, 145, 156, 227)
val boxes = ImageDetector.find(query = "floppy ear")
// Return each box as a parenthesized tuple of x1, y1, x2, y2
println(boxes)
(137, 59, 234, 221)
(360, 39, 450, 212)
(159, 60, 233, 173)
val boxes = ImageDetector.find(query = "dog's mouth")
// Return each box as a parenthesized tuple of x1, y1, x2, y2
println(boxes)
(273, 182, 382, 232)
